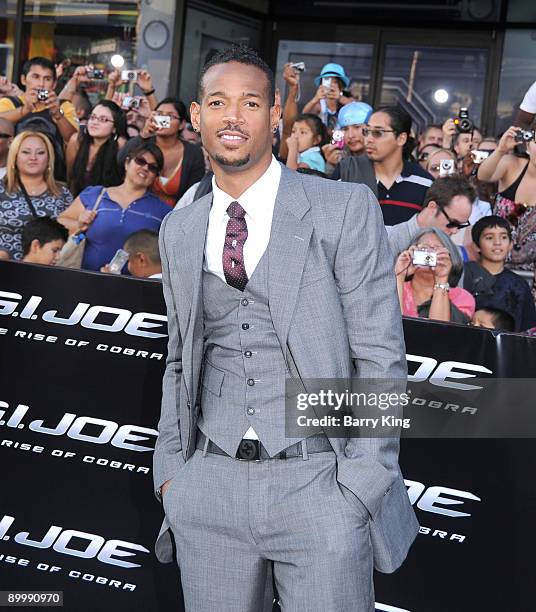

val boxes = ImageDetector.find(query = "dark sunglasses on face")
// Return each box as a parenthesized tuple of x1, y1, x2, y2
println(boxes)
(131, 156, 159, 175)
(439, 206, 470, 229)
(0, 133, 12, 139)
(418, 152, 429, 161)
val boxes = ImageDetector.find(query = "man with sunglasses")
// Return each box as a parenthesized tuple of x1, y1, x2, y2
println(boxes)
(386, 175, 475, 259)
(364, 107, 434, 225)
(0, 118, 14, 180)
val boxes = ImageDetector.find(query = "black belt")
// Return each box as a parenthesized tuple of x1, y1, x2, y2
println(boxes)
(196, 431, 333, 461)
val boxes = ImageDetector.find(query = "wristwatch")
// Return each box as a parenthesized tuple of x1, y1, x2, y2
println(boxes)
(434, 282, 450, 293)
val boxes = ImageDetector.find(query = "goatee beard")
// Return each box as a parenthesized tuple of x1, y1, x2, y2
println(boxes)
(213, 153, 251, 168)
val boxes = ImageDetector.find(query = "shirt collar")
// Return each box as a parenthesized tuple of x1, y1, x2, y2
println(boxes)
(211, 156, 281, 223)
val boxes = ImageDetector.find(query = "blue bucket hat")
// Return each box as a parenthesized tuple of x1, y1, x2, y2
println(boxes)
(338, 102, 373, 127)
(314, 63, 350, 88)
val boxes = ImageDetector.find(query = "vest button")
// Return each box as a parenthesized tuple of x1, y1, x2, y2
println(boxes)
(241, 298, 249, 306)
(187, 401, 191, 408)
(244, 350, 252, 358)
(247, 407, 255, 415)
(247, 378, 255, 386)
(242, 323, 250, 330)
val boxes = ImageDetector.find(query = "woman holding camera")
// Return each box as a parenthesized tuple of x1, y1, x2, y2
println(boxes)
(395, 228, 475, 323)
(122, 97, 205, 206)
(58, 141, 169, 271)
(477, 126, 536, 300)
(66, 100, 128, 197)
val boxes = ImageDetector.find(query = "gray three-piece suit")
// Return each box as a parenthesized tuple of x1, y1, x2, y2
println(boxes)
(153, 164, 419, 611)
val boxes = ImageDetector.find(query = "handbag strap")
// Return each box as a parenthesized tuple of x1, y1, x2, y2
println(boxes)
(18, 180, 39, 219)
(91, 187, 106, 212)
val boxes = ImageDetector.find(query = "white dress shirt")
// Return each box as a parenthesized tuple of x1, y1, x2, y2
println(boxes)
(204, 156, 282, 440)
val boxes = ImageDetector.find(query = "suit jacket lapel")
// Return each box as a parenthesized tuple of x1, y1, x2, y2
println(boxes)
(268, 167, 312, 349)
(171, 193, 212, 401)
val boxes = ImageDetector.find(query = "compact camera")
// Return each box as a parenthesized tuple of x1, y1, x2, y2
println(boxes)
(471, 150, 490, 164)
(439, 159, 456, 177)
(154, 115, 171, 129)
(122, 96, 140, 109)
(453, 107, 473, 134)
(322, 77, 333, 89)
(331, 129, 345, 150)
(514, 129, 535, 143)
(87, 69, 104, 79)
(108, 249, 129, 275)
(121, 70, 138, 81)
(412, 249, 437, 267)
(36, 88, 49, 102)
(290, 62, 305, 72)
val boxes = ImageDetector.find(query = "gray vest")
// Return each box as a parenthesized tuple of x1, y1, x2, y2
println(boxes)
(198, 252, 303, 457)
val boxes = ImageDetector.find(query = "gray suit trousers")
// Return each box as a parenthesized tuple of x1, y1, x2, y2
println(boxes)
(163, 448, 375, 612)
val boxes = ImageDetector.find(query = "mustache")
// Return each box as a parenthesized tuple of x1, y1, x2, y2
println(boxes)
(217, 124, 249, 138)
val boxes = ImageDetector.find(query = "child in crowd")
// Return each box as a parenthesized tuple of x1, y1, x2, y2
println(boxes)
(463, 215, 536, 332)
(286, 113, 328, 173)
(21, 217, 68, 267)
(471, 307, 515, 331)
(124, 229, 162, 280)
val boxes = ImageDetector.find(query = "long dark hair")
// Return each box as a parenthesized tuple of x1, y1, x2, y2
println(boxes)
(69, 100, 128, 197)
(377, 105, 415, 161)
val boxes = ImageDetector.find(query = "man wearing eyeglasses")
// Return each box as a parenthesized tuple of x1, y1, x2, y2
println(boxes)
(387, 175, 475, 259)
(0, 118, 14, 180)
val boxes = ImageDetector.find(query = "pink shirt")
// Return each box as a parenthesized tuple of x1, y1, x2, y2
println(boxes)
(402, 282, 475, 319)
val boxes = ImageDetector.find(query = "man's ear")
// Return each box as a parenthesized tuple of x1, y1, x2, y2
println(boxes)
(20, 74, 27, 88)
(30, 239, 41, 254)
(397, 131, 408, 147)
(270, 101, 282, 133)
(190, 101, 201, 132)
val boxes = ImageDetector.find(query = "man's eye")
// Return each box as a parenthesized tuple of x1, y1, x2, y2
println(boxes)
(208, 100, 223, 107)
(245, 101, 259, 108)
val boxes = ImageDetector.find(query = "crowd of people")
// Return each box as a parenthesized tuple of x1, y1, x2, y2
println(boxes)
(0, 53, 535, 333)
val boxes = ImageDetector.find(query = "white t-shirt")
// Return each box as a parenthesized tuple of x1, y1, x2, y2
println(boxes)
(520, 81, 536, 113)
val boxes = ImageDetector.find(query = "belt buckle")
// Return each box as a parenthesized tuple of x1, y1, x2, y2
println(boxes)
(236, 439, 262, 461)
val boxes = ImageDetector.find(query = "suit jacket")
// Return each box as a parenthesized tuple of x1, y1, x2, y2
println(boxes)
(154, 164, 419, 571)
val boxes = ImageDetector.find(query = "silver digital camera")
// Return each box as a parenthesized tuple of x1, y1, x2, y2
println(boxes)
(37, 88, 49, 102)
(439, 159, 456, 177)
(412, 249, 437, 267)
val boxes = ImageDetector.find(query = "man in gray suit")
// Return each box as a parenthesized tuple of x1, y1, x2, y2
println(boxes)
(154, 45, 418, 611)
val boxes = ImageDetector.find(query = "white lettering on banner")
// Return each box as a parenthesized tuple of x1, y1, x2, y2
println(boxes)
(1, 515, 149, 569)
(405, 479, 481, 518)
(406, 355, 492, 390)
(0, 400, 157, 453)
(375, 604, 411, 612)
(0, 291, 167, 339)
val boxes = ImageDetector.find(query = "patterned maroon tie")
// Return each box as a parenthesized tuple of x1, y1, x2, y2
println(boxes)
(223, 201, 249, 291)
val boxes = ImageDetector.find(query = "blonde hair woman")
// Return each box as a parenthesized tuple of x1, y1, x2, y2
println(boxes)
(0, 131, 72, 260)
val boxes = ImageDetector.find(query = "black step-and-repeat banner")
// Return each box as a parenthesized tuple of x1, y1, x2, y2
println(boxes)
(0, 261, 535, 612)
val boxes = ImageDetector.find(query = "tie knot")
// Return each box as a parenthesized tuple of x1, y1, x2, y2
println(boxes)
(227, 201, 246, 219)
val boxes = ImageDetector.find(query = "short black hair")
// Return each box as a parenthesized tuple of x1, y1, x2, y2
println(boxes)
(198, 45, 275, 104)
(477, 307, 515, 332)
(21, 57, 56, 79)
(124, 229, 160, 265)
(424, 175, 476, 209)
(125, 141, 164, 174)
(471, 215, 512, 246)
(21, 217, 68, 256)
(156, 97, 188, 122)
